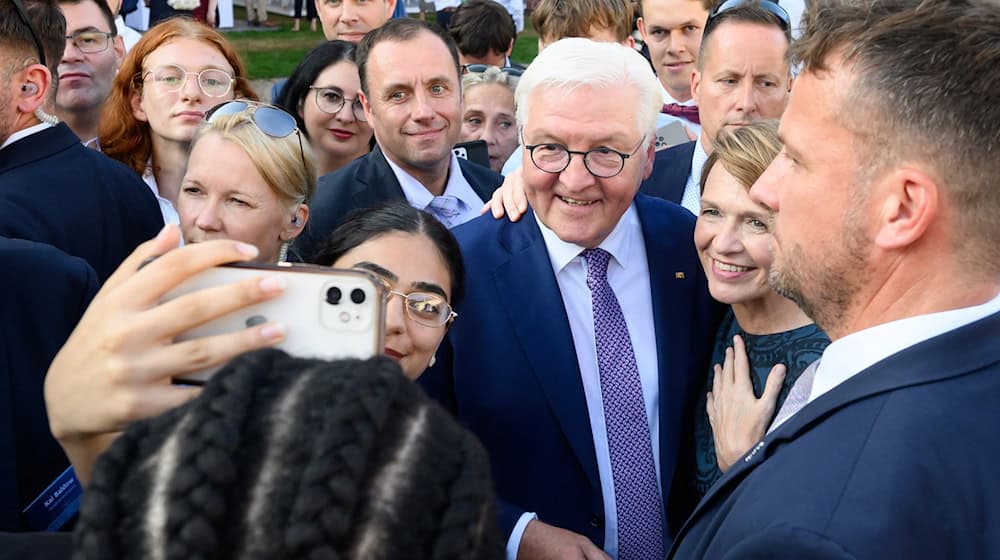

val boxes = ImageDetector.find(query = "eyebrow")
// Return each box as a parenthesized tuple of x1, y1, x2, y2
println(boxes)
(68, 25, 105, 34)
(352, 261, 398, 283)
(411, 281, 448, 300)
(700, 196, 769, 218)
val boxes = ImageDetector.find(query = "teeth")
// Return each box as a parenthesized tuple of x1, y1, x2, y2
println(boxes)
(558, 195, 596, 206)
(715, 259, 753, 273)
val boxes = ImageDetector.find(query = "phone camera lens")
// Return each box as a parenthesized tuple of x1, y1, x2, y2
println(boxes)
(326, 286, 342, 305)
(350, 288, 366, 304)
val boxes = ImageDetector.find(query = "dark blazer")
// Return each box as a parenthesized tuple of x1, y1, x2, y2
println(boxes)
(0, 239, 98, 532)
(0, 123, 164, 282)
(294, 146, 503, 261)
(420, 194, 719, 549)
(670, 309, 1000, 559)
(640, 140, 696, 204)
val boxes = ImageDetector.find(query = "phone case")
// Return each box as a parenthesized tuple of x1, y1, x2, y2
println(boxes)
(163, 262, 386, 382)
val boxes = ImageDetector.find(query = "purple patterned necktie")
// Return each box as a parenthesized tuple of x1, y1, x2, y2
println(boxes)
(425, 195, 464, 228)
(583, 248, 664, 560)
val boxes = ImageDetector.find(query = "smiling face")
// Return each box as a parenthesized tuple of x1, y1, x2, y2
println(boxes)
(315, 0, 395, 42)
(332, 231, 452, 380)
(522, 84, 654, 248)
(638, 0, 708, 102)
(361, 30, 462, 178)
(300, 60, 373, 174)
(179, 133, 305, 263)
(692, 21, 791, 150)
(460, 82, 517, 172)
(57, 0, 124, 117)
(694, 163, 775, 306)
(131, 38, 237, 145)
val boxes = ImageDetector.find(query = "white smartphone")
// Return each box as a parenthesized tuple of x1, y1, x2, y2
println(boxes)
(162, 262, 386, 383)
(655, 120, 692, 151)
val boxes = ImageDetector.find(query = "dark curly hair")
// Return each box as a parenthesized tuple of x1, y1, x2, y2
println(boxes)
(73, 349, 502, 560)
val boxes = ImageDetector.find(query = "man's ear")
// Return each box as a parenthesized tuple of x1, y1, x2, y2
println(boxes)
(637, 16, 648, 42)
(15, 64, 51, 115)
(359, 90, 374, 123)
(506, 38, 514, 57)
(641, 138, 655, 180)
(872, 166, 939, 251)
(113, 36, 126, 64)
(383, 0, 397, 18)
(691, 70, 703, 105)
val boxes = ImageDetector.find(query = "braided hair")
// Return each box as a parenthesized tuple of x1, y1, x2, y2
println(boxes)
(73, 349, 502, 560)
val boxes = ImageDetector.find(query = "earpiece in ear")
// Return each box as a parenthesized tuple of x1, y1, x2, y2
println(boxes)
(21, 83, 38, 96)
(292, 215, 302, 226)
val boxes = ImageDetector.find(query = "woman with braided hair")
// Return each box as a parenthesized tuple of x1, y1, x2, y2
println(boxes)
(73, 349, 503, 559)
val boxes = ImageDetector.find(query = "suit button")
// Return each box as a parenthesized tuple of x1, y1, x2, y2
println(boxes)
(590, 514, 603, 528)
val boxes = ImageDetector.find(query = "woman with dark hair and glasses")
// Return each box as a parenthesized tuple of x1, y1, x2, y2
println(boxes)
(275, 41, 373, 178)
(179, 100, 315, 263)
(312, 202, 464, 380)
(459, 65, 519, 173)
(99, 18, 256, 225)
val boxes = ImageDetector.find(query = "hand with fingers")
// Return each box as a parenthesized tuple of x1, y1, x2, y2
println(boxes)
(481, 165, 529, 221)
(517, 520, 611, 560)
(44, 225, 288, 485)
(706, 334, 787, 473)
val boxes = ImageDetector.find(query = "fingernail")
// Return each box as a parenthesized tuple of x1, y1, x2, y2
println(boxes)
(236, 242, 259, 257)
(259, 275, 286, 293)
(260, 322, 286, 340)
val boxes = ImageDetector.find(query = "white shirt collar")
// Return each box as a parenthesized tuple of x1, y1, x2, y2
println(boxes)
(384, 151, 482, 216)
(533, 203, 640, 275)
(660, 82, 696, 107)
(809, 291, 1000, 404)
(1, 122, 52, 151)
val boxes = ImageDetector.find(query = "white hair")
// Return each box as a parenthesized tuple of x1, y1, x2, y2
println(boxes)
(514, 38, 662, 137)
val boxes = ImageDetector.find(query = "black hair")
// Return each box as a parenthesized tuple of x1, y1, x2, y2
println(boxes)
(73, 349, 503, 560)
(448, 0, 515, 60)
(311, 201, 466, 313)
(275, 40, 357, 138)
(58, 0, 117, 37)
(2, 0, 66, 78)
(355, 17, 461, 96)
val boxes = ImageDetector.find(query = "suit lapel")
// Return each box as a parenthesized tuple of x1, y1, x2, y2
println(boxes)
(673, 309, 1000, 548)
(492, 213, 601, 492)
(457, 158, 502, 203)
(352, 147, 406, 208)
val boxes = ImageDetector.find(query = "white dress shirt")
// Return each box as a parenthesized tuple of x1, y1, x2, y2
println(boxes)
(507, 204, 661, 560)
(384, 152, 483, 228)
(0, 122, 52, 151)
(678, 135, 708, 215)
(807, 292, 1000, 406)
(142, 167, 181, 227)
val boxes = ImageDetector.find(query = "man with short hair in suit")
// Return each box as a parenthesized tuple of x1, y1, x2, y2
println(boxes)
(421, 38, 718, 559)
(641, 0, 792, 214)
(670, 0, 1000, 557)
(0, 0, 163, 282)
(295, 18, 502, 260)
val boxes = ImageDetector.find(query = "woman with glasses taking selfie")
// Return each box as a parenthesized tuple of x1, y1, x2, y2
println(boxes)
(276, 41, 373, 178)
(312, 202, 463, 380)
(459, 65, 519, 174)
(179, 100, 314, 263)
(99, 18, 256, 225)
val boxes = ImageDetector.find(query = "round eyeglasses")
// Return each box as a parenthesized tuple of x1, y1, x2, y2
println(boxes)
(371, 276, 456, 327)
(143, 64, 234, 98)
(65, 30, 115, 54)
(308, 86, 367, 122)
(523, 133, 647, 179)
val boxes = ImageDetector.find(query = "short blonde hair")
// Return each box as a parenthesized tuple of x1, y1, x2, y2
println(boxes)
(192, 111, 316, 205)
(532, 0, 633, 45)
(699, 120, 781, 194)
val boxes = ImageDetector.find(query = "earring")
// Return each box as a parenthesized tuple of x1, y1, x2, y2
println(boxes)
(429, 355, 437, 368)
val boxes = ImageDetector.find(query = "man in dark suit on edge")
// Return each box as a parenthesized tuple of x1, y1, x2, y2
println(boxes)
(670, 0, 1000, 557)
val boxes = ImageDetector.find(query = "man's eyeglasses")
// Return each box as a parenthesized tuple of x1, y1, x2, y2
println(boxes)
(705, 0, 790, 33)
(308, 86, 367, 122)
(372, 276, 457, 328)
(11, 0, 47, 67)
(65, 30, 116, 54)
(206, 99, 306, 168)
(522, 132, 647, 179)
(461, 64, 523, 77)
(143, 64, 234, 98)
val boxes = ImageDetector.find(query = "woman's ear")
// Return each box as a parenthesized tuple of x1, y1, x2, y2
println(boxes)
(281, 204, 309, 241)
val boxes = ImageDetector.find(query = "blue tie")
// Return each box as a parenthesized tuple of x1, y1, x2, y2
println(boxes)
(584, 248, 664, 560)
(425, 195, 464, 227)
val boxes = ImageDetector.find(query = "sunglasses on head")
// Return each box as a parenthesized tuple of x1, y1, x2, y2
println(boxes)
(706, 0, 790, 32)
(461, 64, 523, 77)
(11, 0, 47, 67)
(206, 100, 306, 167)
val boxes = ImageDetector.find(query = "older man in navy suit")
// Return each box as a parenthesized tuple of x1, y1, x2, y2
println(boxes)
(670, 0, 1000, 557)
(421, 39, 718, 560)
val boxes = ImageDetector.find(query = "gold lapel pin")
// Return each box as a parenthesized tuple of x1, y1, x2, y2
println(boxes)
(675, 272, 686, 279)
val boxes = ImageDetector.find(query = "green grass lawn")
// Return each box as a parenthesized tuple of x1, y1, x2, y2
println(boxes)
(225, 9, 539, 80)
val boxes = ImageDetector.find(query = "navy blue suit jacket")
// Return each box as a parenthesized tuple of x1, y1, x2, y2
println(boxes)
(640, 141, 696, 205)
(0, 239, 98, 532)
(670, 309, 1000, 559)
(420, 194, 719, 548)
(294, 146, 503, 261)
(0, 123, 163, 282)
